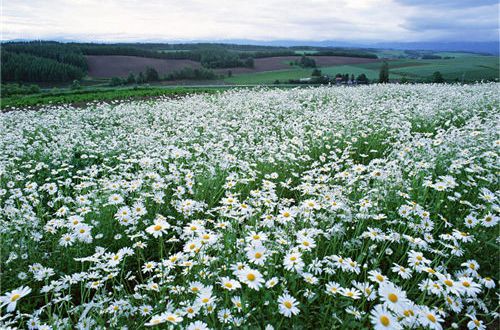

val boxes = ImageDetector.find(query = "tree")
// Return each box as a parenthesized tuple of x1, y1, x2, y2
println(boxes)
(379, 61, 389, 83)
(356, 73, 369, 84)
(137, 72, 145, 84)
(432, 71, 444, 83)
(244, 57, 254, 68)
(127, 72, 136, 84)
(311, 69, 322, 77)
(70, 80, 81, 90)
(298, 55, 316, 68)
(109, 77, 123, 86)
(145, 67, 159, 82)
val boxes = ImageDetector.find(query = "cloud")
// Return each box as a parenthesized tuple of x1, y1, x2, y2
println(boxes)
(1, 0, 498, 42)
(399, 2, 499, 41)
(395, 0, 497, 8)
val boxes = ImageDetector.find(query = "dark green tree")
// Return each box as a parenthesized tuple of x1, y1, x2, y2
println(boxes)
(145, 67, 159, 82)
(432, 71, 444, 83)
(137, 72, 145, 84)
(126, 72, 136, 84)
(311, 69, 322, 77)
(356, 73, 369, 84)
(109, 77, 123, 86)
(70, 80, 81, 90)
(379, 61, 389, 83)
(244, 58, 254, 68)
(400, 75, 409, 84)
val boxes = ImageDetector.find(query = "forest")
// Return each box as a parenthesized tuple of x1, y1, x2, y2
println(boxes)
(0, 41, 378, 83)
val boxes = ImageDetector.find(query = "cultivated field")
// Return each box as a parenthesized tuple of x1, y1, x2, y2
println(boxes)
(215, 56, 379, 74)
(86, 55, 202, 77)
(86, 55, 379, 78)
(225, 54, 500, 84)
(0, 84, 499, 329)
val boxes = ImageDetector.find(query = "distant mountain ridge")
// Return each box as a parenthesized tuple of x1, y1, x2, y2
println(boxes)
(222, 40, 499, 55)
(2, 38, 499, 55)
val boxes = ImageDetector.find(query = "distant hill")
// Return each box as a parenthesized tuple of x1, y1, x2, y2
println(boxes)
(4, 39, 498, 55)
(368, 41, 499, 55)
(182, 40, 500, 55)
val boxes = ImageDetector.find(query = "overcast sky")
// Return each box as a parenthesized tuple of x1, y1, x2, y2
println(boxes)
(2, 0, 499, 42)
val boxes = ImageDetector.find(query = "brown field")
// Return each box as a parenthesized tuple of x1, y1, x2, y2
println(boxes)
(86, 55, 380, 78)
(86, 55, 202, 77)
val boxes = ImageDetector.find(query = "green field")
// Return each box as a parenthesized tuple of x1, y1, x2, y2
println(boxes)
(224, 55, 499, 84)
(224, 68, 313, 84)
(0, 86, 230, 110)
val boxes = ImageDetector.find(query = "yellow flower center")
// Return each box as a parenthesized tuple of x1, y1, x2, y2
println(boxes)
(462, 281, 470, 287)
(444, 280, 453, 287)
(376, 274, 384, 282)
(380, 315, 390, 326)
(153, 225, 162, 231)
(427, 314, 436, 323)
(403, 309, 414, 317)
(10, 294, 21, 302)
(247, 273, 256, 281)
(284, 301, 292, 309)
(388, 293, 398, 303)
(225, 283, 233, 288)
(255, 252, 262, 259)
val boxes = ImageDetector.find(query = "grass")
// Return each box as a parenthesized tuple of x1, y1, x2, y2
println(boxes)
(391, 56, 500, 81)
(224, 55, 498, 84)
(0, 86, 229, 110)
(224, 68, 313, 84)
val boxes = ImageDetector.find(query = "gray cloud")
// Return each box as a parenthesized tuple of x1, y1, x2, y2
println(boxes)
(396, 0, 497, 8)
(1, 0, 498, 42)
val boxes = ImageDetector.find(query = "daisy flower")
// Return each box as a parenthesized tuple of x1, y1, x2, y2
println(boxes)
(369, 304, 402, 330)
(145, 218, 170, 238)
(238, 268, 264, 290)
(277, 293, 300, 317)
(0, 286, 32, 312)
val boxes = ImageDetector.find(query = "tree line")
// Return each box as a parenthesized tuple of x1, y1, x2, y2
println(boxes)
(1, 42, 87, 83)
(108, 66, 220, 86)
(1, 50, 85, 83)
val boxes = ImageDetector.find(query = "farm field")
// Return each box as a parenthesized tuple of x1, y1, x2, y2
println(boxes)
(86, 55, 202, 78)
(224, 55, 500, 84)
(0, 83, 498, 329)
(85, 55, 380, 78)
(0, 86, 231, 110)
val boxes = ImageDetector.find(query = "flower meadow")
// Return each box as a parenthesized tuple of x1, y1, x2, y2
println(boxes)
(0, 83, 499, 329)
